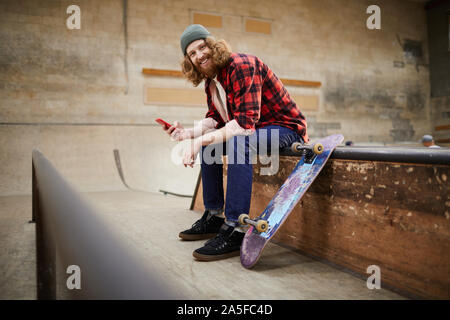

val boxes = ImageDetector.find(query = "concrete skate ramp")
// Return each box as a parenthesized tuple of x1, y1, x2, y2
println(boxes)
(1, 147, 407, 300)
(0, 124, 199, 196)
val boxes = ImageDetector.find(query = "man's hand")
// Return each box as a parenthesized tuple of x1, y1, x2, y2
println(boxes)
(167, 121, 192, 141)
(182, 137, 203, 168)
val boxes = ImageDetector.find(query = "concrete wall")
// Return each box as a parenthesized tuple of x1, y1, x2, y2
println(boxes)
(0, 0, 433, 195)
(427, 1, 450, 98)
(426, 1, 450, 144)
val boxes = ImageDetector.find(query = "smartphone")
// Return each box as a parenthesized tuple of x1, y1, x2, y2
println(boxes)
(155, 118, 172, 130)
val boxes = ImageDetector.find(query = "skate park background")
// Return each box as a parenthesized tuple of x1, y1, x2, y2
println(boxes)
(1, 0, 449, 197)
(0, 0, 449, 299)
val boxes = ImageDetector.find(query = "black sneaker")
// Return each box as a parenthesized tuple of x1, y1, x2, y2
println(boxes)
(179, 210, 225, 241)
(192, 224, 245, 261)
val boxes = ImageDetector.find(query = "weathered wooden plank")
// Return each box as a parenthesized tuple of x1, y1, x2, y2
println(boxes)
(142, 68, 322, 88)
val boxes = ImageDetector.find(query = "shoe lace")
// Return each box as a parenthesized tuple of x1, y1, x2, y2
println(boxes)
(191, 218, 205, 230)
(191, 213, 209, 230)
(205, 229, 230, 248)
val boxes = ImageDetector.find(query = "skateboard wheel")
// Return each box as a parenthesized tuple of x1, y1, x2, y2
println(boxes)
(313, 143, 324, 155)
(291, 142, 302, 153)
(238, 214, 250, 225)
(255, 220, 269, 233)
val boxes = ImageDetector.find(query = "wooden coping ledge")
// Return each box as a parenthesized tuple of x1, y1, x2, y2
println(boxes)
(192, 146, 450, 299)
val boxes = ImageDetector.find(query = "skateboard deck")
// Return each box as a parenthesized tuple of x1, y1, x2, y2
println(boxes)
(240, 134, 344, 268)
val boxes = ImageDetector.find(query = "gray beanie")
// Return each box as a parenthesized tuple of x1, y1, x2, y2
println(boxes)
(180, 24, 211, 55)
(421, 134, 433, 142)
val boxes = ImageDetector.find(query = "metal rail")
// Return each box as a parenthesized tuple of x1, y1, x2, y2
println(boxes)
(32, 149, 174, 299)
(281, 146, 450, 165)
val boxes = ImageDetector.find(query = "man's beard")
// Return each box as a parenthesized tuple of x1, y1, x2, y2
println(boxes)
(198, 57, 217, 78)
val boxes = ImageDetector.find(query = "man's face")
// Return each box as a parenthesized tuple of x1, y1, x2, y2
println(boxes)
(186, 39, 215, 77)
(422, 141, 433, 147)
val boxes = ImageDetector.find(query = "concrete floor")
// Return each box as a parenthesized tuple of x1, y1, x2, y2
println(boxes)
(0, 190, 406, 300)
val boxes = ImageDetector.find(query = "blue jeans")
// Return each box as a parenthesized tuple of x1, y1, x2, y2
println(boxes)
(200, 125, 303, 224)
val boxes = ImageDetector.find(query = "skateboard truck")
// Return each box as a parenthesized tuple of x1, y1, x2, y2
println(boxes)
(291, 142, 324, 164)
(238, 214, 269, 233)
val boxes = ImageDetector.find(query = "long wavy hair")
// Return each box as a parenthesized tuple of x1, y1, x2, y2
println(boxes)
(181, 37, 232, 87)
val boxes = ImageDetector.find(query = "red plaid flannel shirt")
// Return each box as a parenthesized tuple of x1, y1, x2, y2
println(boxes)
(204, 53, 309, 142)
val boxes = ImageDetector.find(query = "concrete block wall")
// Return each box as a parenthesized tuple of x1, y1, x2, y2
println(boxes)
(426, 1, 450, 145)
(0, 0, 433, 195)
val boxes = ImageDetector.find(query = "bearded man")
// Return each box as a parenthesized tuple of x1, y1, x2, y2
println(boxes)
(163, 24, 308, 261)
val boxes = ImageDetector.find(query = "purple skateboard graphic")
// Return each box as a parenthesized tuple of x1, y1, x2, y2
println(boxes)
(240, 134, 344, 269)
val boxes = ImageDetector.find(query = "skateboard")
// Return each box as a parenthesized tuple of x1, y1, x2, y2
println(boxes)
(239, 134, 344, 269)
